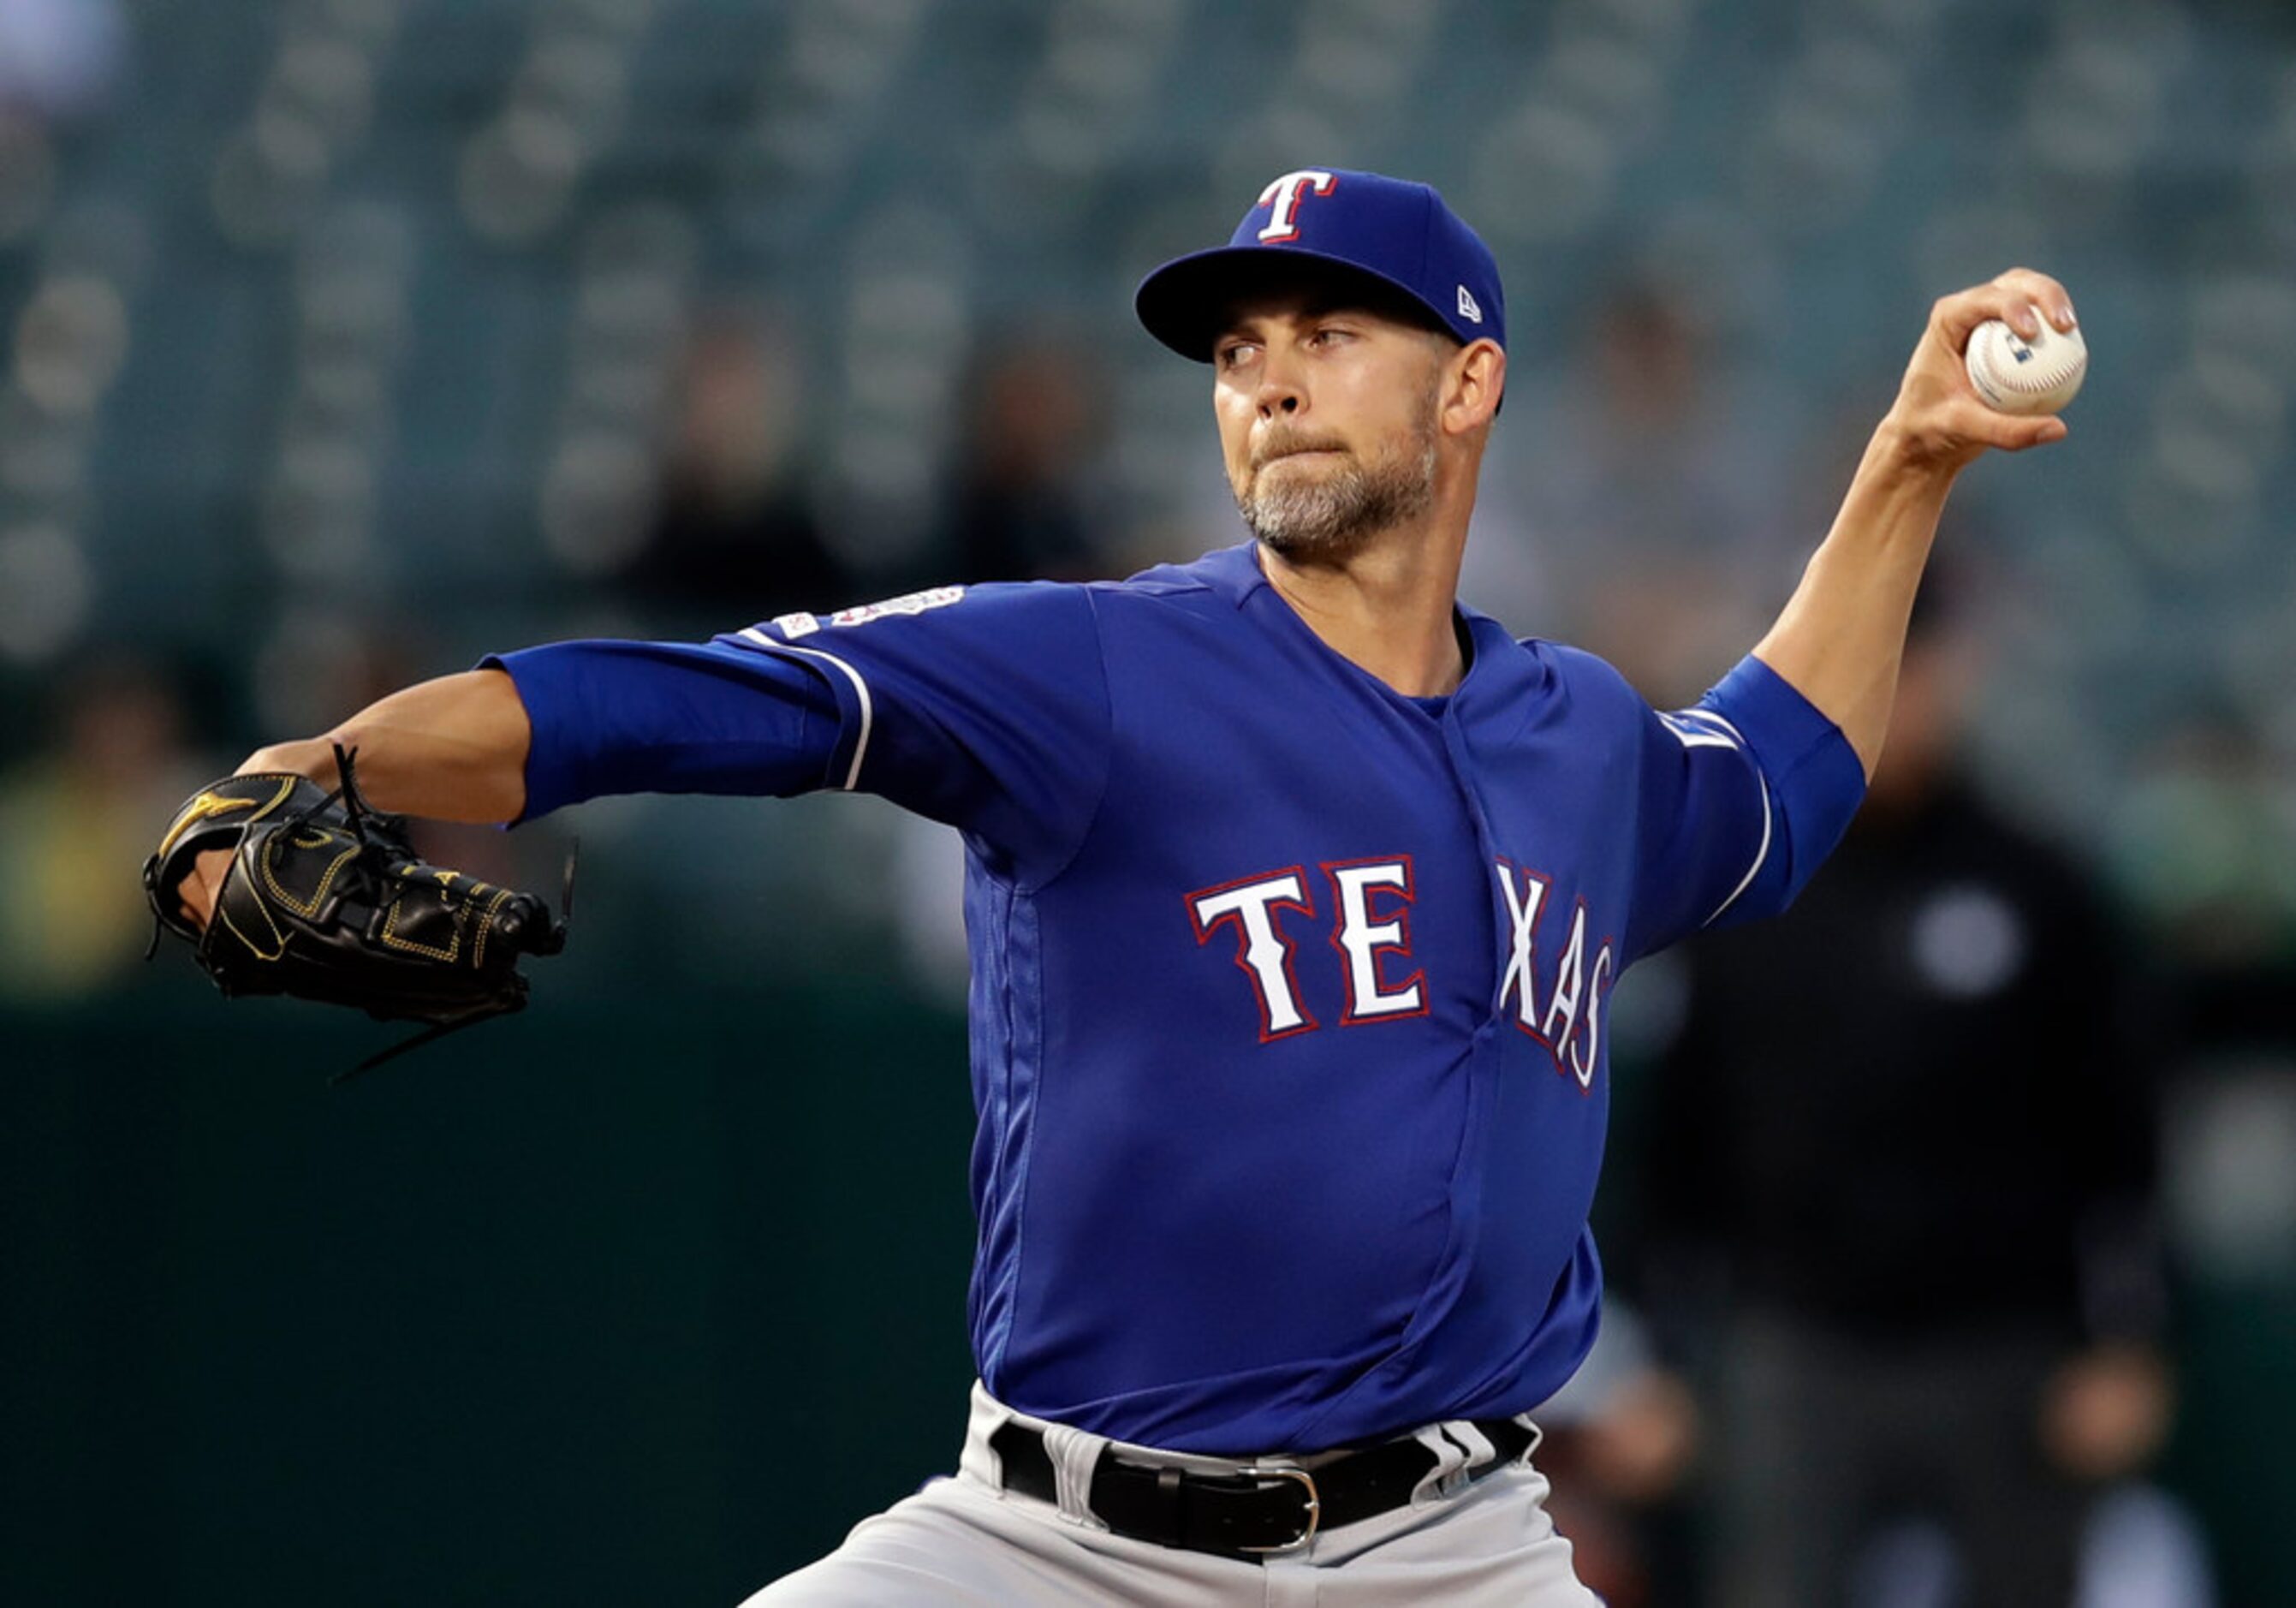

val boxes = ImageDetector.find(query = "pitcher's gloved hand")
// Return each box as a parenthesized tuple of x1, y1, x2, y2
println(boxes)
(144, 747, 565, 1073)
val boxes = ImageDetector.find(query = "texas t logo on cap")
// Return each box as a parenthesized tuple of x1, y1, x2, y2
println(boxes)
(1136, 166, 1507, 363)
(1256, 170, 1336, 242)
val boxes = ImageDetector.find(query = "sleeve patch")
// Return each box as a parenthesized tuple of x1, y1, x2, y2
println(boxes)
(828, 585, 966, 628)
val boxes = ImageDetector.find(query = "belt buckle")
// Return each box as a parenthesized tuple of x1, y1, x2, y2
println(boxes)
(1237, 1462, 1320, 1555)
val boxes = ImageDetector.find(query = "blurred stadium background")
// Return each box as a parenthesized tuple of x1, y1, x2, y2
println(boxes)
(3, 0, 2293, 1602)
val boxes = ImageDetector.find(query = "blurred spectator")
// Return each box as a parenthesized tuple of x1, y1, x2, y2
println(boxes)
(1621, 566, 2183, 1608)
(869, 334, 1119, 1008)
(1528, 1299, 1702, 1608)
(1500, 277, 1796, 705)
(620, 311, 854, 626)
(936, 331, 1112, 585)
(0, 0, 123, 120)
(253, 607, 433, 746)
(0, 656, 199, 999)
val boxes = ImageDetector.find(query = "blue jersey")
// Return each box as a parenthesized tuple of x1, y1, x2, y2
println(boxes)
(488, 542, 1865, 1455)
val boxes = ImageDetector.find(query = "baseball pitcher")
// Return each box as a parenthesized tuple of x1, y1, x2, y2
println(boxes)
(150, 170, 2079, 1605)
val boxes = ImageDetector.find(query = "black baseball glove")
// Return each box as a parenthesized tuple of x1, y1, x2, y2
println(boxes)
(144, 747, 567, 1077)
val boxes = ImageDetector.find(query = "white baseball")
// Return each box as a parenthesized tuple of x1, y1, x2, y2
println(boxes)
(1964, 312, 2087, 416)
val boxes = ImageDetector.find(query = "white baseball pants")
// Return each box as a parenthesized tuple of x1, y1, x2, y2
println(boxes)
(741, 1382, 1602, 1606)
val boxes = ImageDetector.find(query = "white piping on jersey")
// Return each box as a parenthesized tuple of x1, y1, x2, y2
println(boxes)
(1680, 708, 1772, 927)
(738, 628, 873, 791)
(1661, 709, 1742, 751)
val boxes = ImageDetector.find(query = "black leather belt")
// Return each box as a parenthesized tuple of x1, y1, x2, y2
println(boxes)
(989, 1415, 1538, 1561)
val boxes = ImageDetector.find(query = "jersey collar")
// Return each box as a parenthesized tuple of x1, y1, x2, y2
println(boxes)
(1178, 539, 1514, 705)
(1186, 539, 1277, 609)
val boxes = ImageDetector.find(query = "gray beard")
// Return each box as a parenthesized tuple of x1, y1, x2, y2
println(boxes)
(1235, 420, 1439, 562)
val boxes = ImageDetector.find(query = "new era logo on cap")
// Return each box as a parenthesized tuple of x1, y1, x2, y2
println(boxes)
(1134, 167, 1507, 362)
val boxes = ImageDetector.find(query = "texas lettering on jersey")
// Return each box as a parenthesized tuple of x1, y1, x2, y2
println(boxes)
(1188, 855, 1616, 1091)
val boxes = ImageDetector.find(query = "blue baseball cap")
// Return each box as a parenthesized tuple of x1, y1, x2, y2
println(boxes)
(1135, 168, 1505, 362)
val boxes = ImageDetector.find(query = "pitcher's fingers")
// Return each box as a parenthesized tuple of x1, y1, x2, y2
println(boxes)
(180, 846, 231, 927)
(1990, 267, 2077, 332)
(1933, 275, 2073, 349)
(2001, 414, 2070, 450)
(1948, 396, 2069, 451)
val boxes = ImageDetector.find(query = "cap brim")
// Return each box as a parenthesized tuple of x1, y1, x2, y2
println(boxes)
(1134, 246, 1455, 362)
